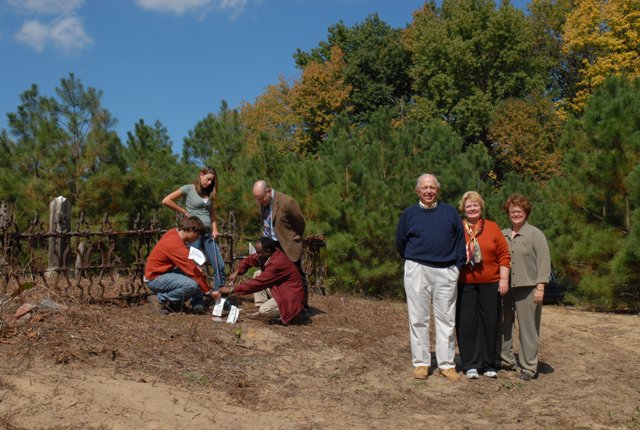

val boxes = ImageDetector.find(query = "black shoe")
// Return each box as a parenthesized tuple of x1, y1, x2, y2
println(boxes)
(191, 304, 206, 314)
(160, 300, 185, 313)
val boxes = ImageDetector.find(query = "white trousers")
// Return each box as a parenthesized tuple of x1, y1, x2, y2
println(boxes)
(404, 260, 459, 369)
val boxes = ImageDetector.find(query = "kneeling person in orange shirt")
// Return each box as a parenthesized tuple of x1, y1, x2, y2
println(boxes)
(144, 216, 219, 314)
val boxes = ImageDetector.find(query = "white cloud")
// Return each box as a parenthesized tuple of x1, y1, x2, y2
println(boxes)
(135, 0, 248, 17)
(135, 0, 212, 15)
(14, 16, 92, 54)
(219, 0, 247, 18)
(15, 20, 49, 52)
(50, 16, 92, 53)
(8, 0, 84, 15)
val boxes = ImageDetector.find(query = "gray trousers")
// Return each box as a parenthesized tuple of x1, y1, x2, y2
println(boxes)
(499, 286, 542, 376)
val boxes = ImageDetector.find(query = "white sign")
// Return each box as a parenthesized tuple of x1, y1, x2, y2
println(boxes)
(226, 305, 239, 324)
(212, 297, 226, 317)
(188, 246, 206, 266)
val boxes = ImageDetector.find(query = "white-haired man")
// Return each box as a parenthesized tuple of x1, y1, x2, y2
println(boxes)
(396, 173, 466, 381)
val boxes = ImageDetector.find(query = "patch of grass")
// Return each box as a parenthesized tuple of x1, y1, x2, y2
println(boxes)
(183, 371, 212, 387)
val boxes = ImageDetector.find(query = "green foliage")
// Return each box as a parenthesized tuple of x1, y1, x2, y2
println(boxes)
(405, 0, 547, 146)
(294, 14, 413, 124)
(280, 110, 494, 296)
(527, 0, 580, 104)
(123, 119, 188, 226)
(2, 0, 637, 311)
(2, 74, 128, 225)
(547, 76, 640, 310)
(182, 100, 244, 173)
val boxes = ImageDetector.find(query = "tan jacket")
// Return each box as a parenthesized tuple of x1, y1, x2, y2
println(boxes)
(271, 191, 306, 262)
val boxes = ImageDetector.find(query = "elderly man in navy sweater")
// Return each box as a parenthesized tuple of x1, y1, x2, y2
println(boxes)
(396, 173, 466, 381)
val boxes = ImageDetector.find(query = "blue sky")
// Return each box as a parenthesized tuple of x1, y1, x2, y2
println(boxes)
(1, 0, 527, 153)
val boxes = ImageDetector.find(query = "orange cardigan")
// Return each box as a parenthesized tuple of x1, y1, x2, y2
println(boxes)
(458, 219, 510, 285)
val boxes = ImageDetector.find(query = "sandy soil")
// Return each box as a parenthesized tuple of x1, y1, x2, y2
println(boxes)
(0, 290, 639, 430)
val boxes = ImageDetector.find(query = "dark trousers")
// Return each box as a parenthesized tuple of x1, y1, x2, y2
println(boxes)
(456, 282, 500, 371)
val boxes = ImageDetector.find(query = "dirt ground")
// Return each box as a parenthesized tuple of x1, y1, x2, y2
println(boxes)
(0, 287, 639, 430)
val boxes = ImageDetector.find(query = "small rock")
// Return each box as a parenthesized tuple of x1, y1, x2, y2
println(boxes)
(15, 313, 32, 326)
(14, 303, 35, 318)
(40, 299, 68, 311)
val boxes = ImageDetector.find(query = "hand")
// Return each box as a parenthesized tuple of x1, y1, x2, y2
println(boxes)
(206, 290, 220, 300)
(533, 284, 545, 304)
(218, 286, 234, 296)
(498, 280, 509, 296)
(212, 227, 219, 240)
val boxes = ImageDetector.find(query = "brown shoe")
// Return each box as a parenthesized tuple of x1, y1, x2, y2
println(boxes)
(413, 366, 430, 380)
(245, 311, 263, 320)
(440, 368, 461, 381)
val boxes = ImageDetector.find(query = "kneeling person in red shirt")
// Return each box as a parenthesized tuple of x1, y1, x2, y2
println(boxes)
(219, 237, 304, 324)
(145, 216, 219, 313)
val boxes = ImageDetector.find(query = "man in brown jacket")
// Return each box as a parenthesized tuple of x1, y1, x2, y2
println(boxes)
(252, 180, 308, 308)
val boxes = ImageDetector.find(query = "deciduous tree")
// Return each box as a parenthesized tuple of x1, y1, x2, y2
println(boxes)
(294, 14, 413, 124)
(563, 0, 640, 111)
(404, 0, 547, 146)
(489, 94, 563, 179)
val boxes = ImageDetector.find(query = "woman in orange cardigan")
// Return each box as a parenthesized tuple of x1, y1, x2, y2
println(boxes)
(456, 191, 511, 379)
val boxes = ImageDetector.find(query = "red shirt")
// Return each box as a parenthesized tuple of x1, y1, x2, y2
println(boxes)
(234, 248, 304, 324)
(458, 219, 511, 284)
(144, 229, 210, 293)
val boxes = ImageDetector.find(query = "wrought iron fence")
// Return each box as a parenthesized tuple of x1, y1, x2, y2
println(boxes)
(0, 202, 326, 301)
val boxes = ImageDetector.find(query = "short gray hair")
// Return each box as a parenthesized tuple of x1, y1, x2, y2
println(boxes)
(415, 173, 440, 190)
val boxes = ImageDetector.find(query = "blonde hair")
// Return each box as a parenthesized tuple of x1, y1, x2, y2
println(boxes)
(458, 191, 485, 213)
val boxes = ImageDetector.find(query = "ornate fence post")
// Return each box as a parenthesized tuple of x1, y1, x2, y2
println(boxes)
(47, 196, 71, 277)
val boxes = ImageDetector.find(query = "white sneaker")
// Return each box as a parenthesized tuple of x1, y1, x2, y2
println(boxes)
(466, 369, 480, 379)
(484, 370, 498, 378)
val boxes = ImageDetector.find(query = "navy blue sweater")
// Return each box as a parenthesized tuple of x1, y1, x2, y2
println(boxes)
(396, 202, 466, 270)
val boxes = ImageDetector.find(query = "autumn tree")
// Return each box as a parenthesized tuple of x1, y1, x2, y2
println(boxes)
(489, 94, 564, 179)
(563, 0, 640, 111)
(239, 79, 299, 155)
(291, 46, 353, 154)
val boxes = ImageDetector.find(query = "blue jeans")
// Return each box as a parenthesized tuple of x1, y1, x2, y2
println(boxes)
(190, 233, 226, 290)
(147, 269, 199, 305)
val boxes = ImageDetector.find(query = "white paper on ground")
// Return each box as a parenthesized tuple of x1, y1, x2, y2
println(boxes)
(212, 297, 226, 317)
(226, 305, 239, 323)
(188, 246, 206, 265)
